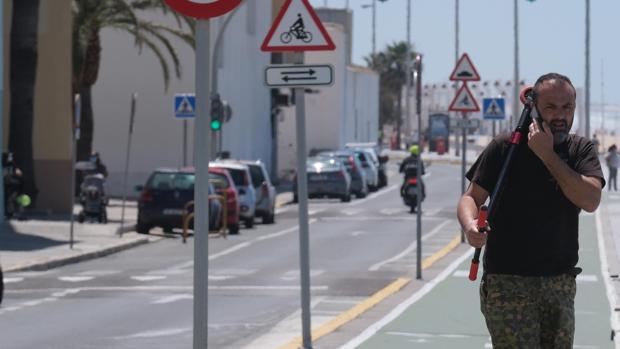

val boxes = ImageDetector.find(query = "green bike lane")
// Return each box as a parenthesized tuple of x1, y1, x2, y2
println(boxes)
(340, 208, 619, 349)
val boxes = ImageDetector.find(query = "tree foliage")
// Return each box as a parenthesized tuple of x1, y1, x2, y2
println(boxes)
(365, 41, 415, 127)
(72, 0, 195, 161)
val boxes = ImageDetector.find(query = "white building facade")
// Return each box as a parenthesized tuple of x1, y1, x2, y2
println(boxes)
(92, 1, 272, 196)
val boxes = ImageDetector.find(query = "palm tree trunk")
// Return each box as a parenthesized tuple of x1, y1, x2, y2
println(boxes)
(76, 31, 101, 162)
(9, 0, 40, 203)
(396, 87, 402, 150)
(76, 84, 94, 162)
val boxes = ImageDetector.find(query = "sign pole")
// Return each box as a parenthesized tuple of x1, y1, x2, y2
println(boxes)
(69, 94, 81, 250)
(183, 119, 188, 166)
(294, 52, 313, 349)
(461, 111, 467, 195)
(120, 93, 137, 237)
(193, 19, 211, 349)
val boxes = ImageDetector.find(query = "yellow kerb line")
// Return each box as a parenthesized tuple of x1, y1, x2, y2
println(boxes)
(278, 232, 462, 349)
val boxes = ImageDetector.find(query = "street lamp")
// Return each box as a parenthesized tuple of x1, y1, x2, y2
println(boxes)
(361, 0, 388, 55)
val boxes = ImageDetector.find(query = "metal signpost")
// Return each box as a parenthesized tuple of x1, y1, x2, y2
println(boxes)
(261, 1, 335, 347)
(449, 53, 481, 194)
(174, 93, 196, 166)
(163, 1, 242, 348)
(119, 93, 138, 236)
(69, 94, 81, 250)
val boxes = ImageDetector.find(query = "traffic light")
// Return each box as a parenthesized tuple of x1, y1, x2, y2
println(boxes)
(210, 93, 223, 131)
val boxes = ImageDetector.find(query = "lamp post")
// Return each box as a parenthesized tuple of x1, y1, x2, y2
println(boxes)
(361, 0, 377, 55)
(585, 0, 591, 139)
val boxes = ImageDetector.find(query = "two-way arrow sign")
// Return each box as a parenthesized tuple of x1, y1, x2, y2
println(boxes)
(265, 64, 333, 87)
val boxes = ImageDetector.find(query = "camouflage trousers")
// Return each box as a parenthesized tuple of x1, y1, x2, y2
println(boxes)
(480, 273, 576, 349)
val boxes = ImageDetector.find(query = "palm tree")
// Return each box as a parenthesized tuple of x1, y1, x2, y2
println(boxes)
(72, 0, 194, 161)
(365, 41, 414, 147)
(9, 0, 41, 201)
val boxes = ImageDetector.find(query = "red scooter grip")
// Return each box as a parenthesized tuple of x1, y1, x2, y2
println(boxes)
(468, 206, 488, 281)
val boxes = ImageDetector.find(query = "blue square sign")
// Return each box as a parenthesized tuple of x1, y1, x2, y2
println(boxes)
(174, 93, 196, 118)
(482, 98, 505, 120)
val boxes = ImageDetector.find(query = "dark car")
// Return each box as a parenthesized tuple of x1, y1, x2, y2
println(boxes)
(293, 156, 351, 202)
(136, 168, 221, 234)
(317, 150, 368, 198)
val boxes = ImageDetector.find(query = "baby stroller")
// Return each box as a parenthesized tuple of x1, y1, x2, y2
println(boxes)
(78, 173, 108, 223)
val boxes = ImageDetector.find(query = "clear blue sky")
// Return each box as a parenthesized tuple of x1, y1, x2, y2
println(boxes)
(309, 0, 620, 114)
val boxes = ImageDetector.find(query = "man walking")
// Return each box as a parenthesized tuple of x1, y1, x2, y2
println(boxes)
(457, 73, 605, 348)
(605, 144, 619, 191)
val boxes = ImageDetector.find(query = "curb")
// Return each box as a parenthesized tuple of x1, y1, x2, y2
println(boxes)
(4, 236, 157, 273)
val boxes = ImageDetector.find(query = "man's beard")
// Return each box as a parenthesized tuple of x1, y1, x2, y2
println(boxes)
(550, 119, 570, 146)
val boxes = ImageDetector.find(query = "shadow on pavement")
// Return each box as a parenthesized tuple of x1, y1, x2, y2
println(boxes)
(0, 224, 67, 252)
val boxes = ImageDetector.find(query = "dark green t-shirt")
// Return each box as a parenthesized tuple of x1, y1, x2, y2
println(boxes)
(466, 133, 605, 276)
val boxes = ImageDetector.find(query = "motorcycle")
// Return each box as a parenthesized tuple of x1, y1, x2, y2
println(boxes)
(401, 176, 425, 213)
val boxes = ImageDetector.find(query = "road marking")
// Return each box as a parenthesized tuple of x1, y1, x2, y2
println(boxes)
(341, 208, 364, 216)
(422, 234, 461, 270)
(349, 231, 366, 237)
(256, 219, 318, 242)
(3, 277, 24, 283)
(595, 209, 620, 339)
(112, 327, 191, 339)
(58, 276, 94, 282)
(386, 331, 472, 339)
(369, 220, 453, 271)
(339, 248, 474, 349)
(347, 184, 398, 206)
(131, 276, 167, 282)
(77, 270, 121, 276)
(209, 275, 234, 281)
(281, 270, 324, 281)
(278, 278, 410, 349)
(152, 294, 193, 304)
(379, 208, 404, 215)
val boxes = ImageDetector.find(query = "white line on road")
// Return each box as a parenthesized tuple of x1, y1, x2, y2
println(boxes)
(151, 294, 193, 304)
(347, 184, 399, 206)
(3, 277, 24, 283)
(339, 248, 474, 349)
(58, 276, 94, 282)
(368, 220, 454, 271)
(596, 209, 620, 347)
(131, 276, 168, 282)
(112, 327, 191, 340)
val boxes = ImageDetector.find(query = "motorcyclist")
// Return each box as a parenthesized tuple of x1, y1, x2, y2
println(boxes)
(399, 144, 426, 200)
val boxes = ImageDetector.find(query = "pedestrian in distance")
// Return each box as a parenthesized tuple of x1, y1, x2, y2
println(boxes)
(591, 133, 600, 154)
(457, 73, 605, 348)
(605, 144, 619, 191)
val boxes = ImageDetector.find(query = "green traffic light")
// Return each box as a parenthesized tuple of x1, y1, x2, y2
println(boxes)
(210, 119, 222, 131)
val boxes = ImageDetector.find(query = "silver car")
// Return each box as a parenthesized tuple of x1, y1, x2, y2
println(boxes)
(239, 160, 276, 224)
(293, 157, 352, 202)
(351, 149, 379, 192)
(210, 161, 256, 228)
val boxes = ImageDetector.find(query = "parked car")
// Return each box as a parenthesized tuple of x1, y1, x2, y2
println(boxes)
(209, 167, 241, 235)
(293, 156, 351, 202)
(346, 142, 388, 188)
(210, 161, 257, 228)
(239, 160, 277, 224)
(351, 148, 379, 192)
(317, 150, 368, 198)
(136, 168, 221, 235)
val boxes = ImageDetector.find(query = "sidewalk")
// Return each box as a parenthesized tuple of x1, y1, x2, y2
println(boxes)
(0, 193, 293, 273)
(328, 190, 620, 349)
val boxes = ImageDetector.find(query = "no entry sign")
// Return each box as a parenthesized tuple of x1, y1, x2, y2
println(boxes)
(164, 0, 243, 19)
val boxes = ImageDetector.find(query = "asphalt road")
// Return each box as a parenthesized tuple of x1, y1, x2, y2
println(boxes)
(0, 162, 465, 349)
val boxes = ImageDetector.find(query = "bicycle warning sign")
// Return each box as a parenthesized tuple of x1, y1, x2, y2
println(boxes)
(261, 0, 335, 52)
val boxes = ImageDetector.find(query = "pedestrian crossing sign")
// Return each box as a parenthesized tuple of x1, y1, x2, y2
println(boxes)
(174, 93, 196, 118)
(483, 98, 506, 120)
(449, 84, 480, 112)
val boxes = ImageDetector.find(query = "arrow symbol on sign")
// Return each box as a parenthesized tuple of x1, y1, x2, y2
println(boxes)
(282, 76, 318, 82)
(280, 69, 316, 76)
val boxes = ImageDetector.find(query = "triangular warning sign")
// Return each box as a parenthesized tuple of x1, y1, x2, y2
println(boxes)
(261, 0, 336, 52)
(485, 99, 503, 116)
(177, 96, 194, 115)
(449, 84, 480, 112)
(449, 53, 480, 81)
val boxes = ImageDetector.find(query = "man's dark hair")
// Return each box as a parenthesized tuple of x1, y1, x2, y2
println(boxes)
(533, 73, 576, 96)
